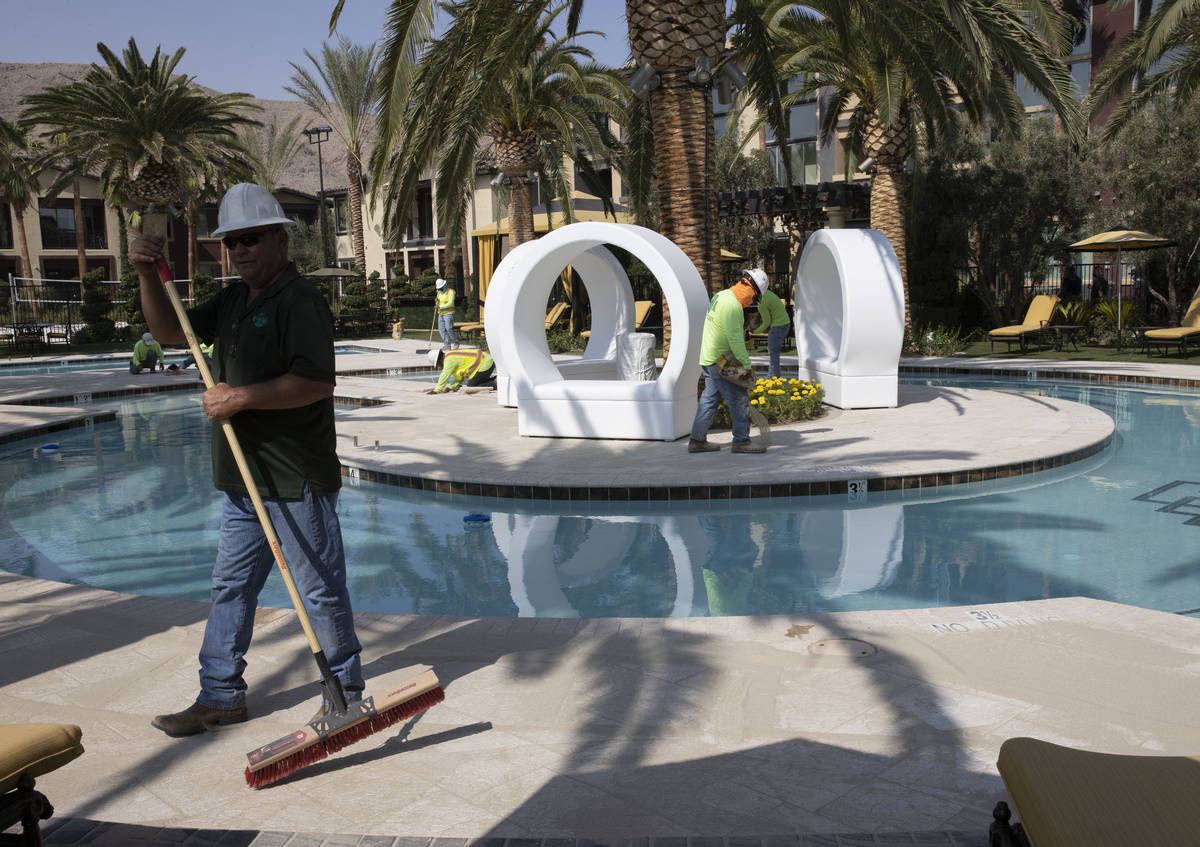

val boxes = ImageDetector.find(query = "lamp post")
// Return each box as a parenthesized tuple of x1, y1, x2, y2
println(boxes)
(303, 125, 333, 267)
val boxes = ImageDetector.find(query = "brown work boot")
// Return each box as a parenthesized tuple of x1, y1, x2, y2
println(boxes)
(687, 438, 720, 453)
(732, 441, 767, 454)
(151, 701, 248, 737)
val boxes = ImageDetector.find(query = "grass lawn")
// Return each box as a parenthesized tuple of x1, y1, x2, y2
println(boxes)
(951, 339, 1200, 363)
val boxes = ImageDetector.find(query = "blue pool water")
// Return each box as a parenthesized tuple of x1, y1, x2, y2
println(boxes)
(2, 375, 1198, 618)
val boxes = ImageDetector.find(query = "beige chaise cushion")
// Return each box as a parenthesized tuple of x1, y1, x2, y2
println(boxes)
(998, 737, 1200, 847)
(0, 723, 84, 794)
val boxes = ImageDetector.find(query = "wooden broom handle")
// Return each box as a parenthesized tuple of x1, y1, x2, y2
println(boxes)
(154, 257, 326, 659)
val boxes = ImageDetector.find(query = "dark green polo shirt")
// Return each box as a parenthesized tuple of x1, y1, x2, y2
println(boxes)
(187, 263, 341, 499)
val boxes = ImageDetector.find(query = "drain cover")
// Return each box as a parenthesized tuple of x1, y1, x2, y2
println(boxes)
(808, 638, 877, 658)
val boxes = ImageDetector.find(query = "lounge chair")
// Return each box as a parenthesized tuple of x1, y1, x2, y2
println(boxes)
(988, 294, 1060, 352)
(582, 299, 654, 339)
(991, 737, 1200, 846)
(1143, 292, 1200, 356)
(457, 301, 569, 341)
(0, 723, 84, 845)
(454, 305, 485, 339)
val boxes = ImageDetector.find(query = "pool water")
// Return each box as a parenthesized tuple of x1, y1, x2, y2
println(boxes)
(2, 376, 1198, 618)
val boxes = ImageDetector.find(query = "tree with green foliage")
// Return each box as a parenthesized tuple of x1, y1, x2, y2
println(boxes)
(368, 2, 621, 254)
(732, 0, 1081, 332)
(1088, 0, 1200, 138)
(287, 38, 378, 273)
(910, 118, 1097, 328)
(0, 118, 43, 286)
(20, 38, 256, 231)
(76, 267, 116, 344)
(1092, 96, 1200, 323)
(714, 131, 777, 267)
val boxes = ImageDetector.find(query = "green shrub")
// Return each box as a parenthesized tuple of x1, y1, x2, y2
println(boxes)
(546, 328, 586, 354)
(78, 267, 115, 343)
(906, 323, 968, 356)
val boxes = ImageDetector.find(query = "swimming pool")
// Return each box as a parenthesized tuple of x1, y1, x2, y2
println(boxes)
(2, 375, 1197, 618)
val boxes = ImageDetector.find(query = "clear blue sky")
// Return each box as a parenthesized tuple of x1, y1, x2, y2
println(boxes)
(5, 0, 632, 100)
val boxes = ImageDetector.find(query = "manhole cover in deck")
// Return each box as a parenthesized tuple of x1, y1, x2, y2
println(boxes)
(807, 638, 877, 658)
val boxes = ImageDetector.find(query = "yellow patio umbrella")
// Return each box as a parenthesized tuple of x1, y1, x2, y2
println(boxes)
(1066, 229, 1175, 341)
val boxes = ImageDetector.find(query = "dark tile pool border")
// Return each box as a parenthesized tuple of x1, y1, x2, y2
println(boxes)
(340, 431, 1112, 502)
(0, 409, 117, 444)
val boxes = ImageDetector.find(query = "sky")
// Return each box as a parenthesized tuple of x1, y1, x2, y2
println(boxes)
(3, 0, 633, 100)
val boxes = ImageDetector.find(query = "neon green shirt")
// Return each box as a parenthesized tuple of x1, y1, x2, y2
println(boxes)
(132, 339, 164, 367)
(757, 290, 789, 329)
(435, 348, 494, 393)
(699, 288, 751, 368)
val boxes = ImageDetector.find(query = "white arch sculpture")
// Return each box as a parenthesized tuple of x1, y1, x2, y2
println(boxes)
(793, 228, 904, 408)
(485, 222, 709, 440)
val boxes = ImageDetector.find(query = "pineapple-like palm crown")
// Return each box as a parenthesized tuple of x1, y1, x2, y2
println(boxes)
(20, 37, 259, 209)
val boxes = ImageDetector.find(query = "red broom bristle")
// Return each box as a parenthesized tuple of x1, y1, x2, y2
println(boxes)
(245, 686, 445, 789)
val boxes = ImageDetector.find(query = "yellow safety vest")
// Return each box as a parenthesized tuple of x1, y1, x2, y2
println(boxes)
(436, 288, 455, 315)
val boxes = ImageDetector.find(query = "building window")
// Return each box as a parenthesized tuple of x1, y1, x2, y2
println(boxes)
(38, 199, 107, 250)
(765, 77, 821, 185)
(195, 207, 220, 239)
(329, 194, 351, 235)
(574, 163, 612, 199)
(40, 256, 112, 280)
(407, 181, 434, 241)
(0, 204, 13, 250)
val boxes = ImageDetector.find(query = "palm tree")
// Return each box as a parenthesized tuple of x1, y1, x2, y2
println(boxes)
(20, 38, 257, 220)
(625, 1, 728, 295)
(0, 118, 43, 283)
(737, 0, 1080, 330)
(1088, 0, 1200, 138)
(237, 115, 306, 192)
(287, 38, 378, 272)
(370, 1, 621, 256)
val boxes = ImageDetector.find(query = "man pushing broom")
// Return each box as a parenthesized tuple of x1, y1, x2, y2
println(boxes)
(130, 183, 365, 739)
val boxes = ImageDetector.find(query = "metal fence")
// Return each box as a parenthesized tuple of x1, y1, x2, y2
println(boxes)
(955, 262, 1140, 303)
(4, 274, 237, 346)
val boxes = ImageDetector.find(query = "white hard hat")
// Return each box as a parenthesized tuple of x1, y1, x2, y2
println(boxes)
(743, 268, 769, 293)
(427, 349, 442, 367)
(211, 183, 296, 236)
(435, 278, 447, 289)
(142, 332, 154, 342)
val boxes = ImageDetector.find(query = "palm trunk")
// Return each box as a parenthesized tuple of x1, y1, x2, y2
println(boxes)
(862, 110, 913, 334)
(14, 208, 33, 281)
(347, 155, 367, 272)
(650, 71, 721, 296)
(73, 179, 87, 280)
(626, 0, 726, 360)
(869, 169, 910, 334)
(186, 209, 197, 280)
(506, 178, 535, 246)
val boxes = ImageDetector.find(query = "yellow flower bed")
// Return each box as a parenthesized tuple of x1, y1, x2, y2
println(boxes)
(749, 376, 826, 423)
(713, 375, 826, 428)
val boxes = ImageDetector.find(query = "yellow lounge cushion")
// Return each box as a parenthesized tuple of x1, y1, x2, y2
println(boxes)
(988, 325, 1040, 338)
(1144, 326, 1200, 340)
(998, 737, 1200, 847)
(0, 723, 84, 794)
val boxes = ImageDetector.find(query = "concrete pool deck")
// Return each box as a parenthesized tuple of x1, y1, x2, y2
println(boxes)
(1, 343, 1199, 845)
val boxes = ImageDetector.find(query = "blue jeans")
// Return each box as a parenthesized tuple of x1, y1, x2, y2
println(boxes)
(767, 324, 789, 378)
(197, 486, 363, 709)
(437, 313, 457, 347)
(691, 362, 751, 445)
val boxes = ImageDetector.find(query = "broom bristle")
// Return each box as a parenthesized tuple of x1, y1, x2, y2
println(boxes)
(245, 686, 445, 789)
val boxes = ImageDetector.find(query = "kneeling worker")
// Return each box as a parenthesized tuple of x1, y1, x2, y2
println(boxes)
(425, 347, 496, 394)
(688, 268, 769, 454)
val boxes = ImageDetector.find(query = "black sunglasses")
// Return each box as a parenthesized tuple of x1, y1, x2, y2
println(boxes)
(222, 230, 276, 249)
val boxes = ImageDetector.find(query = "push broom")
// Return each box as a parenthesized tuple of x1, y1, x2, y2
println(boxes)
(152, 254, 444, 788)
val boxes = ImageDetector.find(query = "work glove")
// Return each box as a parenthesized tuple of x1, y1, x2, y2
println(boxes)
(720, 366, 756, 389)
(422, 388, 438, 395)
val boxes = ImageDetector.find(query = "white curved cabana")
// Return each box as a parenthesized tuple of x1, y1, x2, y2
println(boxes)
(793, 228, 904, 408)
(485, 222, 708, 440)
